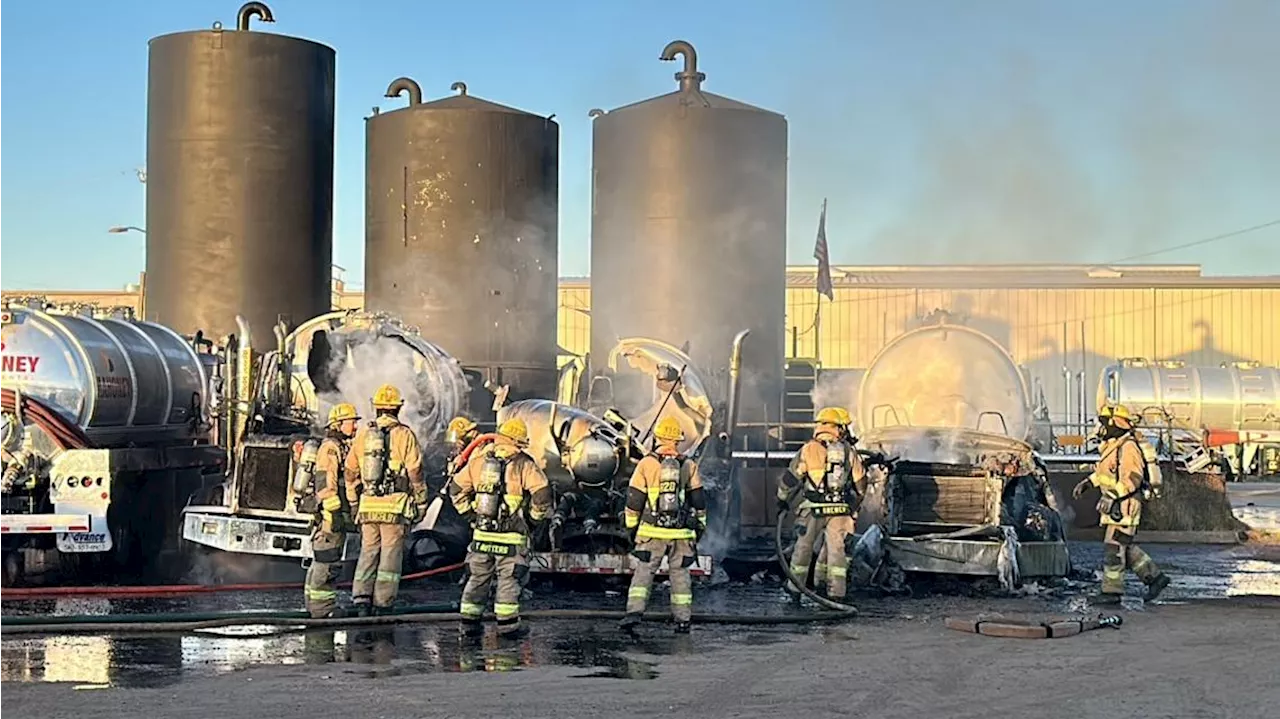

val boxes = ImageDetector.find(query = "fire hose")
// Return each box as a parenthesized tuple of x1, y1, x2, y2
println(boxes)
(2, 561, 466, 599)
(773, 506, 860, 614)
(2, 604, 859, 636)
(944, 614, 1123, 639)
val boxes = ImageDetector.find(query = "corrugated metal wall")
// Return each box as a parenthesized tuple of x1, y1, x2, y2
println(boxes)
(780, 285, 1280, 421)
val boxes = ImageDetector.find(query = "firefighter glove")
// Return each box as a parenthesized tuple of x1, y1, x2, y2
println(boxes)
(776, 498, 791, 516)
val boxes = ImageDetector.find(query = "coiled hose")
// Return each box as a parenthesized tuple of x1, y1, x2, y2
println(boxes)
(2, 389, 92, 451)
(774, 508, 860, 614)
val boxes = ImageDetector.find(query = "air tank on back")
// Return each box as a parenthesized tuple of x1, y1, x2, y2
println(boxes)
(589, 41, 788, 425)
(145, 2, 335, 349)
(364, 78, 559, 402)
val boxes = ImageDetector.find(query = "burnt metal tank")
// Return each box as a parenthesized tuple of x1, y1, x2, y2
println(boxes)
(588, 41, 788, 425)
(145, 2, 335, 348)
(364, 78, 559, 403)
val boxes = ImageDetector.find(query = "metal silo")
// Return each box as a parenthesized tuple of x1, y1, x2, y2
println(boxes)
(589, 41, 788, 424)
(364, 78, 560, 401)
(145, 2, 335, 348)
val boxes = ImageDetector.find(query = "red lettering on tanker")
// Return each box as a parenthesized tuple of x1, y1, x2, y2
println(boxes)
(1, 355, 41, 373)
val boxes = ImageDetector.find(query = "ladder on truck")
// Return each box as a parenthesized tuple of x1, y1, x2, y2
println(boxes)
(782, 359, 819, 452)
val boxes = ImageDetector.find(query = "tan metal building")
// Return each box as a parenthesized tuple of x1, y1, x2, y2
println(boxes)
(7, 264, 1277, 422)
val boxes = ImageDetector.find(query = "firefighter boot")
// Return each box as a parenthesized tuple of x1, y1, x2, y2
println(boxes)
(674, 621, 691, 634)
(1145, 573, 1171, 601)
(619, 613, 642, 633)
(459, 619, 484, 639)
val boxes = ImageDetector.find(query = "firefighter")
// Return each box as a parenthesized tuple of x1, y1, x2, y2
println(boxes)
(811, 406, 858, 589)
(777, 406, 867, 602)
(619, 416, 708, 634)
(303, 402, 360, 618)
(446, 416, 480, 475)
(449, 418, 552, 638)
(344, 383, 427, 616)
(1072, 404, 1171, 603)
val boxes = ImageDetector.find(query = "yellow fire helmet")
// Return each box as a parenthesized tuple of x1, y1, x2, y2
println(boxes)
(447, 416, 478, 443)
(371, 383, 404, 409)
(498, 418, 529, 445)
(654, 416, 685, 443)
(327, 403, 360, 427)
(1100, 404, 1135, 428)
(815, 406, 849, 427)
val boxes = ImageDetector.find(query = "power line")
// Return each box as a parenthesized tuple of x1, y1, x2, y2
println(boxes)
(1109, 219, 1280, 263)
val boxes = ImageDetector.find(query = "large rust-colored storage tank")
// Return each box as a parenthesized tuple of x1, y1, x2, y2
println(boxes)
(364, 78, 560, 401)
(144, 3, 335, 347)
(589, 41, 788, 425)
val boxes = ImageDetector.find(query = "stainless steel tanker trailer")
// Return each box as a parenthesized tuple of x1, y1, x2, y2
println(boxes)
(1, 302, 224, 584)
(1096, 358, 1280, 478)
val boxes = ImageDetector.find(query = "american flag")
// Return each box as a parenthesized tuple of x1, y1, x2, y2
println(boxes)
(813, 199, 834, 300)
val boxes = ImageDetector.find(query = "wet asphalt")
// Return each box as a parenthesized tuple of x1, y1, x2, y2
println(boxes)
(2, 540, 1277, 688)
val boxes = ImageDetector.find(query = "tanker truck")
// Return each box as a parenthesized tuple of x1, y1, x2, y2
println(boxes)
(1, 302, 224, 585)
(180, 310, 471, 572)
(739, 317, 1071, 591)
(1097, 358, 1280, 478)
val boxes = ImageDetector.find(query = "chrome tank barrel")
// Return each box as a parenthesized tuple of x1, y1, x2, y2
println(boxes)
(588, 41, 787, 425)
(1098, 360, 1280, 432)
(0, 306, 208, 447)
(858, 323, 1032, 440)
(364, 78, 560, 400)
(496, 399, 630, 494)
(281, 311, 469, 443)
(144, 4, 335, 348)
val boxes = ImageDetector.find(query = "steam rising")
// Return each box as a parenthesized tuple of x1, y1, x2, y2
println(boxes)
(317, 334, 468, 447)
(858, 326, 1030, 440)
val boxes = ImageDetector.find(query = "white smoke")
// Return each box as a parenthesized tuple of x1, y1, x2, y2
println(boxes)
(810, 369, 864, 431)
(317, 334, 468, 447)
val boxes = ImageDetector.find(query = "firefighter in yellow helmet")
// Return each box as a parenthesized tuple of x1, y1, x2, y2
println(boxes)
(1073, 404, 1170, 603)
(449, 417, 553, 638)
(618, 416, 708, 633)
(343, 384, 427, 615)
(777, 406, 867, 601)
(446, 416, 481, 475)
(300, 403, 360, 618)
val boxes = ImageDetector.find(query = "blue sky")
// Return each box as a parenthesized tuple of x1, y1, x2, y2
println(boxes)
(3, 0, 1278, 290)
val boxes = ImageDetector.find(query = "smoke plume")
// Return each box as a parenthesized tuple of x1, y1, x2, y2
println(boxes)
(317, 334, 468, 449)
(871, 2, 1280, 264)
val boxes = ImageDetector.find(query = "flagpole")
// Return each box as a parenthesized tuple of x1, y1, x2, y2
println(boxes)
(813, 198, 827, 363)
(814, 287, 822, 363)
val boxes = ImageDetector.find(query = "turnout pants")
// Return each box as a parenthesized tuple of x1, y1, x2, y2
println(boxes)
(790, 512, 855, 599)
(352, 522, 406, 608)
(460, 546, 530, 634)
(626, 538, 696, 622)
(304, 529, 346, 618)
(1101, 525, 1161, 595)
